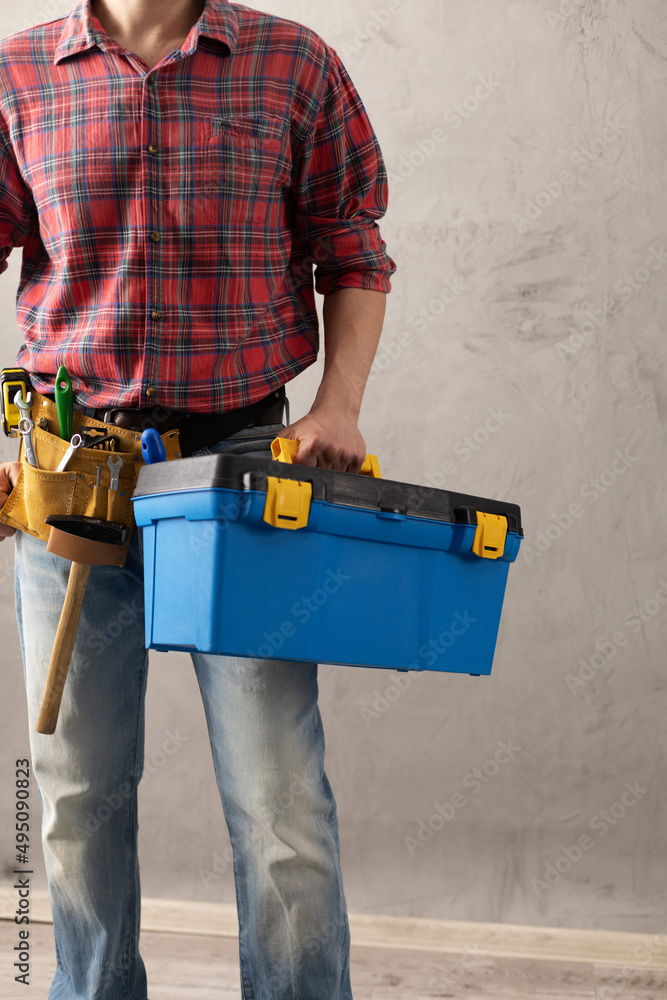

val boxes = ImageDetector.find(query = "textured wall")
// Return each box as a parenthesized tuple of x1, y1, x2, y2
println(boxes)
(1, 0, 667, 934)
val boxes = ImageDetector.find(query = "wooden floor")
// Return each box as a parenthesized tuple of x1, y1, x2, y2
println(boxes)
(2, 920, 667, 999)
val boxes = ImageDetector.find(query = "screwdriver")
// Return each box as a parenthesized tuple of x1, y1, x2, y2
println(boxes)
(141, 428, 166, 464)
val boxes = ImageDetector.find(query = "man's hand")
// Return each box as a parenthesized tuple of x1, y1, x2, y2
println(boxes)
(0, 462, 20, 540)
(280, 407, 367, 473)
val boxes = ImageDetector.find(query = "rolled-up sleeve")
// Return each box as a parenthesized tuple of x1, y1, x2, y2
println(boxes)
(291, 49, 397, 295)
(0, 129, 33, 276)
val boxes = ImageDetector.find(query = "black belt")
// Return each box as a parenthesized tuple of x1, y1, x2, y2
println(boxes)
(47, 386, 286, 457)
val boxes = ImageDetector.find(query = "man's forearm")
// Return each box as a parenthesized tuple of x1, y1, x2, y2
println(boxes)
(312, 286, 387, 417)
(280, 285, 388, 471)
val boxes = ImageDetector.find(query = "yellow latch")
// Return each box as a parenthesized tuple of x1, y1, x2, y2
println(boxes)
(358, 454, 382, 478)
(263, 476, 312, 530)
(472, 511, 508, 560)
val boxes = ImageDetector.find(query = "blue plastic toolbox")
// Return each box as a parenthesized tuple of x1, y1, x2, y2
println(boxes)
(132, 439, 523, 675)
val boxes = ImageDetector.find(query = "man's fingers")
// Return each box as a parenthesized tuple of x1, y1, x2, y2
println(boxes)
(0, 463, 21, 541)
(294, 444, 364, 472)
(291, 439, 318, 467)
(0, 462, 21, 495)
(0, 493, 16, 540)
(344, 455, 365, 475)
(293, 438, 342, 470)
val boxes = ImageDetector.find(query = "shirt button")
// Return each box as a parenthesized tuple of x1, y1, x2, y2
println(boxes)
(151, 309, 162, 321)
(147, 74, 155, 85)
(148, 143, 159, 155)
(150, 231, 161, 243)
(145, 387, 156, 397)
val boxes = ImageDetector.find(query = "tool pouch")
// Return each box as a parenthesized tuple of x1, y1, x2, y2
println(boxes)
(0, 390, 182, 566)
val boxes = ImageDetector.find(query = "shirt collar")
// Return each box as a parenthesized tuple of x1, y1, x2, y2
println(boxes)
(54, 0, 239, 65)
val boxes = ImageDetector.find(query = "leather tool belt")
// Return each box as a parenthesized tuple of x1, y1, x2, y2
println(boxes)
(0, 386, 286, 564)
(69, 385, 286, 457)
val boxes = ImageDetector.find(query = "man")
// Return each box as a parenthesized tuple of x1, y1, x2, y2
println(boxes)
(0, 0, 396, 996)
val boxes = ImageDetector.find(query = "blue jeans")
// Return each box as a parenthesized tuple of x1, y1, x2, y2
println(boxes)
(14, 422, 353, 1000)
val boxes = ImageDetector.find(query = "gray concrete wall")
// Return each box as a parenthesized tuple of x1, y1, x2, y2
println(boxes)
(1, 0, 667, 934)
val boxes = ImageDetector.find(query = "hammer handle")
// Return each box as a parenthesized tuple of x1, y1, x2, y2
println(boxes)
(36, 561, 92, 735)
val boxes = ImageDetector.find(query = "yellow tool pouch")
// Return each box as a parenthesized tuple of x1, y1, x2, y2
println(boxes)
(0, 390, 182, 566)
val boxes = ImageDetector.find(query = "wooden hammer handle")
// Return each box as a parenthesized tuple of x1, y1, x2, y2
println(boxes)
(36, 561, 92, 735)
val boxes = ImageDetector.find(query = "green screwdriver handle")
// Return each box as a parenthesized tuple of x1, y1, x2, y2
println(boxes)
(54, 366, 73, 440)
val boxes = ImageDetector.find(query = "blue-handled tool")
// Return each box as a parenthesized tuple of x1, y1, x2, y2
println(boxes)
(141, 428, 166, 465)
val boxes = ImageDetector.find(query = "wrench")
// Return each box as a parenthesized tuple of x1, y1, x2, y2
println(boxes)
(18, 417, 38, 468)
(14, 389, 38, 467)
(107, 454, 123, 491)
(55, 433, 84, 473)
(14, 387, 32, 424)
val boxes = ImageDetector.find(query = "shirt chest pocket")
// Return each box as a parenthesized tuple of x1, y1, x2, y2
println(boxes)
(199, 115, 291, 226)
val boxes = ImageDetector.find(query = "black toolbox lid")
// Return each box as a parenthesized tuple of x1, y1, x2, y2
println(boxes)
(133, 454, 523, 535)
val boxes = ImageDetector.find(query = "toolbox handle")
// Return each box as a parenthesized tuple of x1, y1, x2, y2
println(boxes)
(270, 437, 382, 478)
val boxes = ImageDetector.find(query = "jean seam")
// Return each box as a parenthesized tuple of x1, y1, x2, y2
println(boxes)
(235, 853, 254, 1000)
(121, 648, 149, 1000)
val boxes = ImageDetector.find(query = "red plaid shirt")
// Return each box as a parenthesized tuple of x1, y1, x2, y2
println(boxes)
(0, 0, 396, 412)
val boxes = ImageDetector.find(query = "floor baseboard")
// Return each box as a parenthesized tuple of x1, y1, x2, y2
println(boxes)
(1, 888, 665, 969)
